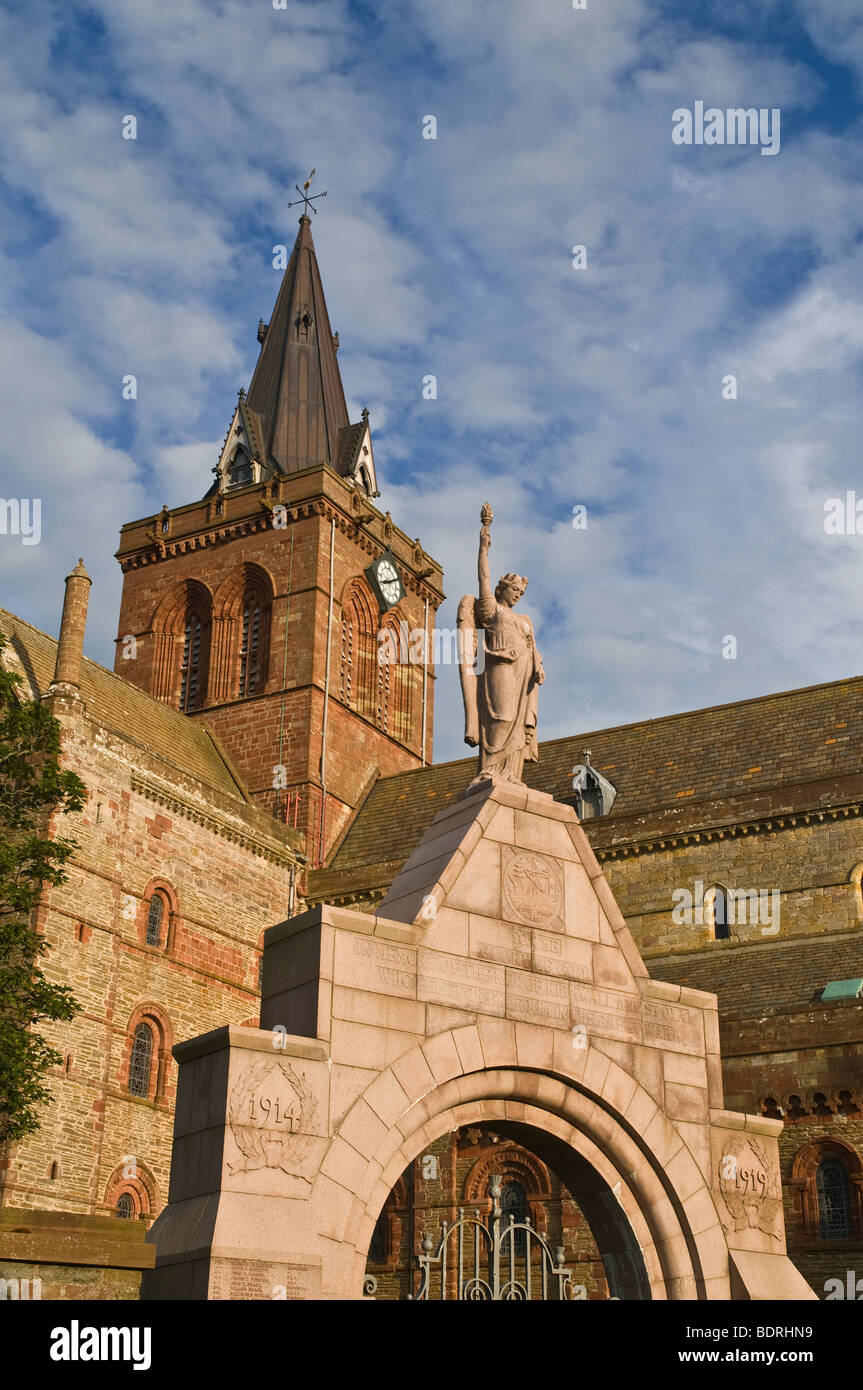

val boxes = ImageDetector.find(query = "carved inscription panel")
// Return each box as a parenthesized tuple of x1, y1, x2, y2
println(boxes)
(531, 929, 592, 983)
(506, 967, 570, 1027)
(569, 983, 704, 1055)
(716, 1133, 783, 1244)
(417, 948, 505, 1016)
(225, 1057, 325, 1189)
(570, 981, 642, 1043)
(471, 919, 531, 970)
(642, 997, 703, 1056)
(335, 934, 417, 999)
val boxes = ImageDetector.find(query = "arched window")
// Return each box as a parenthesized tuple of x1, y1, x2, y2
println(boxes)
(145, 894, 164, 947)
(116, 1193, 135, 1219)
(340, 581, 378, 722)
(179, 609, 207, 711)
(128, 1023, 154, 1098)
(816, 1159, 853, 1238)
(500, 1180, 528, 1257)
(710, 886, 730, 940)
(150, 580, 212, 710)
(378, 612, 414, 743)
(228, 452, 252, 488)
(239, 592, 265, 696)
(104, 1160, 159, 1221)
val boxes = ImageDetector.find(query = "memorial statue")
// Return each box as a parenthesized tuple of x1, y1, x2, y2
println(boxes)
(458, 503, 544, 785)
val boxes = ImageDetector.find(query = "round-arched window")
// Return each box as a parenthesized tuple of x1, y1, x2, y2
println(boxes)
(712, 886, 730, 940)
(816, 1158, 852, 1238)
(500, 1180, 528, 1257)
(116, 1193, 135, 1220)
(145, 894, 164, 947)
(128, 1023, 154, 1099)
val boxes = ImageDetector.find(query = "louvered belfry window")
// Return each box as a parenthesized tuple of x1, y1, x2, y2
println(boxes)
(239, 598, 261, 696)
(340, 584, 377, 721)
(145, 894, 163, 947)
(179, 613, 203, 711)
(128, 1023, 154, 1099)
(817, 1158, 853, 1238)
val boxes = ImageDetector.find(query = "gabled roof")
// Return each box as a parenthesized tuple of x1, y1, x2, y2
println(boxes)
(309, 673, 863, 901)
(238, 392, 266, 469)
(246, 216, 351, 475)
(0, 607, 250, 805)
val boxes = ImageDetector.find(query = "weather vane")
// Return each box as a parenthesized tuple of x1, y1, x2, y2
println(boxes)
(287, 169, 328, 217)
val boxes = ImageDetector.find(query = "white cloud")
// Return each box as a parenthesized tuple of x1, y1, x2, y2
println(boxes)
(0, 0, 861, 774)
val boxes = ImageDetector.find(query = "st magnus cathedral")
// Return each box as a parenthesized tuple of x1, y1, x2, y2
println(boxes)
(0, 214, 860, 1300)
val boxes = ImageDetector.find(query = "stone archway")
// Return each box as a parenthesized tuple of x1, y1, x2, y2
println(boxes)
(312, 1042, 725, 1301)
(143, 782, 815, 1302)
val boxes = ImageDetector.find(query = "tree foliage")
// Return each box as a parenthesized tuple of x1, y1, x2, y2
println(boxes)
(0, 635, 86, 1145)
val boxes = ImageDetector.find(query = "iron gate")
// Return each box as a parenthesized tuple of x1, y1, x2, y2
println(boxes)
(412, 1174, 577, 1300)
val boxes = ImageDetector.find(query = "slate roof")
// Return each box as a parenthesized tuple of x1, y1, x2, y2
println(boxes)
(648, 933, 863, 1022)
(310, 673, 863, 901)
(246, 216, 351, 475)
(0, 607, 248, 803)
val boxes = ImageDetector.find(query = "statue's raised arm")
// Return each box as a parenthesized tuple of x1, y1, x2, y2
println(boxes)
(477, 501, 494, 606)
(457, 502, 544, 788)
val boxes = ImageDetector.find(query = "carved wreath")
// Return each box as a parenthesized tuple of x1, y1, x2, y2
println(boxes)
(227, 1057, 319, 1178)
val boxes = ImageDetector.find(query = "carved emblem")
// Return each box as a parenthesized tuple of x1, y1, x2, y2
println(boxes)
(717, 1134, 782, 1241)
(227, 1057, 319, 1179)
(502, 850, 563, 926)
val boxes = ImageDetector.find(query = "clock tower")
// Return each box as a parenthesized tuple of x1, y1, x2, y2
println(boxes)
(113, 214, 444, 865)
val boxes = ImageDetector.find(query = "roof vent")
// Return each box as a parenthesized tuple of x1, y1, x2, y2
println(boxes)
(570, 749, 617, 820)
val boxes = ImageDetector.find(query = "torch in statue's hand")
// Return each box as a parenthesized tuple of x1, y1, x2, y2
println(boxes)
(480, 501, 493, 551)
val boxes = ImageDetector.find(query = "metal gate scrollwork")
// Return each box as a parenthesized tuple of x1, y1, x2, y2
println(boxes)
(412, 1173, 577, 1301)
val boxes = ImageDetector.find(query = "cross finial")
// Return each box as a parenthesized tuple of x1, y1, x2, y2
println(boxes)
(287, 169, 328, 217)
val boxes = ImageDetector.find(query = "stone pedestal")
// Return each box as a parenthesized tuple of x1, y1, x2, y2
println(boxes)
(144, 782, 815, 1300)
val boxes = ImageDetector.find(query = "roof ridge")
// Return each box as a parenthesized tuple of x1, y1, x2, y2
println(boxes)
(532, 671, 863, 753)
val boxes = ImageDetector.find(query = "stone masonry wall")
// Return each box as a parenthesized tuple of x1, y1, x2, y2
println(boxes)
(0, 703, 299, 1222)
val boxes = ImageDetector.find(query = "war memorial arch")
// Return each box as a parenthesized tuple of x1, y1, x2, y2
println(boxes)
(144, 511, 815, 1302)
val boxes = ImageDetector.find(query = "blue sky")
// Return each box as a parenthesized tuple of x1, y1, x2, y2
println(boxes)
(1, 0, 862, 764)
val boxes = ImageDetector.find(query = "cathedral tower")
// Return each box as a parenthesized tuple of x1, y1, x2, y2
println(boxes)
(114, 215, 444, 864)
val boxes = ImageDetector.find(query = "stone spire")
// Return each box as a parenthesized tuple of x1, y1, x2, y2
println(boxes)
(246, 215, 350, 475)
(51, 558, 91, 692)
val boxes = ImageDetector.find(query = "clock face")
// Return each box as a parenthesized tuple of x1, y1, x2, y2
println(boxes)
(366, 551, 404, 611)
(377, 559, 401, 606)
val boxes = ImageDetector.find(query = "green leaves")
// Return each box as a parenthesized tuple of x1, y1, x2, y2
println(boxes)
(0, 634, 85, 1145)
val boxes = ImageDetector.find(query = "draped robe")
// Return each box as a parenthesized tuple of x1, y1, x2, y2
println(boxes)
(475, 593, 541, 782)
